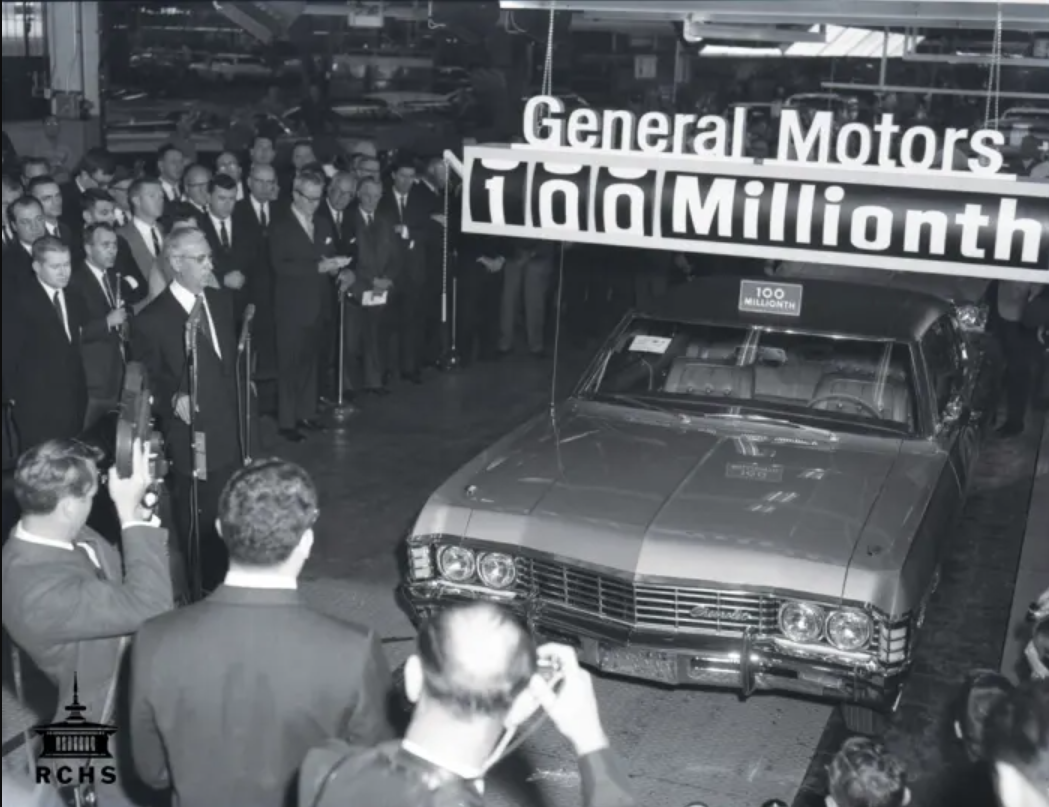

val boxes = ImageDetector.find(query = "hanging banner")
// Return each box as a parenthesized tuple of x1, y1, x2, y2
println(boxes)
(458, 100, 1049, 283)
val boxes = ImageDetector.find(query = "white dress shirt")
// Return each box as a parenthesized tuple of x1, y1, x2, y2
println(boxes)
(399, 740, 484, 794)
(169, 280, 221, 358)
(12, 521, 101, 568)
(224, 569, 297, 590)
(132, 216, 163, 257)
(250, 196, 269, 227)
(41, 279, 71, 340)
(209, 212, 232, 246)
(86, 260, 116, 307)
(160, 179, 181, 202)
(292, 205, 313, 239)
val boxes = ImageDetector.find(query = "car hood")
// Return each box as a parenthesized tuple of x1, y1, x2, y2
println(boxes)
(438, 407, 905, 599)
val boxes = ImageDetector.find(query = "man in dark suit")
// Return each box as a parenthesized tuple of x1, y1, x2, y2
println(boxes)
(196, 173, 249, 318)
(233, 163, 278, 385)
(269, 170, 351, 440)
(316, 171, 357, 400)
(1, 236, 87, 450)
(3, 194, 46, 299)
(75, 188, 148, 306)
(26, 175, 72, 243)
(300, 603, 636, 807)
(130, 228, 243, 596)
(59, 146, 116, 232)
(69, 223, 127, 429)
(129, 459, 394, 807)
(2, 173, 20, 252)
(379, 157, 434, 383)
(346, 177, 397, 395)
(2, 438, 173, 805)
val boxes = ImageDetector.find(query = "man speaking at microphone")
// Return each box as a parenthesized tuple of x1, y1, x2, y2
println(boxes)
(130, 228, 244, 596)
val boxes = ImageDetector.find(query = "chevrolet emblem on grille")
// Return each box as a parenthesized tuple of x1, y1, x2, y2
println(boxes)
(689, 605, 755, 622)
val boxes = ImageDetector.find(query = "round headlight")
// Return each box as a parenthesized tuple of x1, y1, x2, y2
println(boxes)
(826, 609, 873, 651)
(477, 552, 516, 589)
(778, 601, 825, 643)
(437, 546, 476, 582)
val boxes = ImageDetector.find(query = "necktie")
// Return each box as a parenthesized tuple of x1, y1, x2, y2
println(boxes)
(150, 227, 162, 257)
(334, 211, 341, 228)
(100, 271, 115, 307)
(397, 195, 405, 219)
(219, 220, 230, 249)
(195, 296, 216, 354)
(363, 213, 371, 227)
(52, 291, 67, 339)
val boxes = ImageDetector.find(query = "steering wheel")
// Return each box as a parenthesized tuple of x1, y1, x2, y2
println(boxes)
(807, 393, 883, 419)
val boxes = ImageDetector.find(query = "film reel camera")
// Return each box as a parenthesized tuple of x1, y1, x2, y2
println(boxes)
(78, 362, 168, 514)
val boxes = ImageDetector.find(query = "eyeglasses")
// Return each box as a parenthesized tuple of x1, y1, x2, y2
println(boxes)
(295, 190, 323, 203)
(174, 253, 213, 265)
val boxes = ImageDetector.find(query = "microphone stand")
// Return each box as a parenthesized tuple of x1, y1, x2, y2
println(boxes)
(236, 306, 256, 463)
(185, 310, 206, 603)
(329, 292, 358, 428)
(439, 169, 461, 370)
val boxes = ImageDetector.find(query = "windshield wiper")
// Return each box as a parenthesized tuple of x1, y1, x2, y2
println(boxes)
(596, 393, 692, 420)
(702, 412, 840, 441)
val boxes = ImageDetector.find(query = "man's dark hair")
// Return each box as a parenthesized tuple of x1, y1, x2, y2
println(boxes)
(25, 174, 59, 195)
(217, 459, 318, 566)
(83, 221, 116, 246)
(417, 602, 537, 719)
(983, 679, 1049, 787)
(76, 147, 116, 179)
(81, 187, 115, 213)
(207, 173, 238, 194)
(8, 194, 41, 225)
(14, 440, 103, 515)
(31, 233, 69, 263)
(955, 670, 1014, 762)
(2, 173, 21, 193)
(391, 154, 416, 174)
(827, 736, 908, 807)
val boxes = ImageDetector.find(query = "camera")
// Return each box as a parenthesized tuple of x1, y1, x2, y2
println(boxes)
(77, 362, 168, 512)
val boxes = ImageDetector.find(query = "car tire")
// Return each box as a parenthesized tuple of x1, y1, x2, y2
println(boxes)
(839, 703, 888, 735)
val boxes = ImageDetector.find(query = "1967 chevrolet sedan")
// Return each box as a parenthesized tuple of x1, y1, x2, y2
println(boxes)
(399, 275, 1001, 732)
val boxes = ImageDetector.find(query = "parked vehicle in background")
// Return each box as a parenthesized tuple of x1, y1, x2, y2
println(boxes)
(188, 53, 273, 83)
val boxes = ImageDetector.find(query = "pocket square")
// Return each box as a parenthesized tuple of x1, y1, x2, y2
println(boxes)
(325, 237, 333, 244)
(124, 276, 140, 289)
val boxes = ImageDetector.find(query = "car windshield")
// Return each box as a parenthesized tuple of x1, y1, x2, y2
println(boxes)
(585, 318, 918, 435)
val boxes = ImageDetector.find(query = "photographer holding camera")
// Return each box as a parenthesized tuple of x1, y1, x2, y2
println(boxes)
(299, 601, 635, 807)
(1, 437, 174, 806)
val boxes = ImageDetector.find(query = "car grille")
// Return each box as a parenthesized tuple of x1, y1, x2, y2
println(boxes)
(516, 557, 779, 636)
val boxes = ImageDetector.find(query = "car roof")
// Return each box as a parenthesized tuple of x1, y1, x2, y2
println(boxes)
(637, 274, 950, 341)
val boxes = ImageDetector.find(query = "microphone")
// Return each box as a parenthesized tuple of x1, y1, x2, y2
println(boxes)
(185, 297, 204, 354)
(237, 304, 256, 354)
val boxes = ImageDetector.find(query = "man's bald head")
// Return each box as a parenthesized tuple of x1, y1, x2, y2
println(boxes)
(417, 602, 537, 719)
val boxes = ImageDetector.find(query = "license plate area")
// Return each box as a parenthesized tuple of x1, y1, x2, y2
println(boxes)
(598, 645, 677, 684)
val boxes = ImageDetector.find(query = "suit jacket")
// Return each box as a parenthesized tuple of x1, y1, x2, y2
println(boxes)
(378, 185, 434, 288)
(197, 211, 254, 312)
(317, 200, 356, 252)
(129, 286, 241, 473)
(129, 585, 396, 807)
(347, 208, 397, 299)
(2, 241, 36, 300)
(69, 261, 125, 403)
(1, 523, 173, 726)
(299, 741, 636, 807)
(59, 179, 85, 231)
(231, 196, 275, 316)
(268, 207, 339, 325)
(1, 280, 88, 448)
(117, 220, 162, 299)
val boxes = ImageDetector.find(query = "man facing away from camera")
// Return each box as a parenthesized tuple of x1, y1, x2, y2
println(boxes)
(300, 601, 635, 807)
(1, 438, 173, 805)
(983, 680, 1049, 807)
(129, 458, 394, 807)
(826, 736, 910, 807)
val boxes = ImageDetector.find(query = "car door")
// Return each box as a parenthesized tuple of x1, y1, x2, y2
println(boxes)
(923, 316, 977, 494)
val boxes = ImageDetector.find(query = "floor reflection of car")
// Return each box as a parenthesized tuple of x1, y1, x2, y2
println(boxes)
(785, 92, 857, 116)
(400, 275, 1000, 734)
(1001, 106, 1049, 124)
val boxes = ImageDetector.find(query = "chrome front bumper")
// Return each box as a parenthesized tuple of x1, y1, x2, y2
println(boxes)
(399, 583, 905, 710)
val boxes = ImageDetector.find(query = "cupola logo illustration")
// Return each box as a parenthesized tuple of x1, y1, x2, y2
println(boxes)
(33, 674, 118, 788)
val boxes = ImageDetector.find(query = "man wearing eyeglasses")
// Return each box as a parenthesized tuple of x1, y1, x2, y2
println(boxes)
(130, 228, 244, 597)
(269, 170, 352, 441)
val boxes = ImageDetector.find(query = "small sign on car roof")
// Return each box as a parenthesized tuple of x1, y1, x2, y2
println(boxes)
(738, 280, 803, 317)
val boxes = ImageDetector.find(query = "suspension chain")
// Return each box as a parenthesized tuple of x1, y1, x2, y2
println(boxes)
(984, 2, 1003, 128)
(542, 3, 556, 96)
